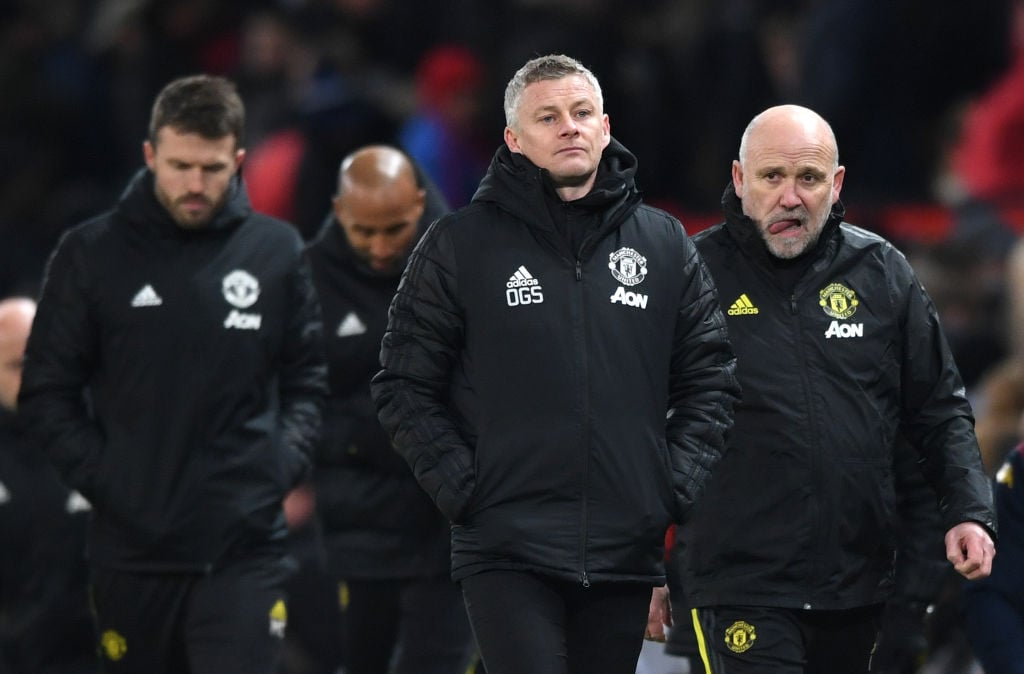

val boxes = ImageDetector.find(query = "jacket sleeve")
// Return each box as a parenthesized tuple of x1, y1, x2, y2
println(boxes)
(894, 252, 996, 537)
(666, 236, 741, 522)
(278, 248, 328, 487)
(17, 232, 104, 501)
(889, 433, 949, 603)
(370, 218, 475, 523)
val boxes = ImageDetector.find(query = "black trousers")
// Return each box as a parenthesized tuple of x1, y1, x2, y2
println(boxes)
(460, 569, 651, 674)
(342, 575, 476, 674)
(692, 604, 882, 674)
(90, 553, 293, 674)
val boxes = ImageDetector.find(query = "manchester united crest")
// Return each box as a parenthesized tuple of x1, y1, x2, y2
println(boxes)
(608, 247, 647, 286)
(724, 620, 757, 653)
(819, 282, 859, 319)
(222, 269, 260, 309)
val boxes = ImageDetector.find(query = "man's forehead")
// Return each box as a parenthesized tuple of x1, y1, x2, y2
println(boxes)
(747, 142, 834, 169)
(522, 76, 597, 103)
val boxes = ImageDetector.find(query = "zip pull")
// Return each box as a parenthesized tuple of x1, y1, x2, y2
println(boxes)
(581, 571, 590, 588)
(575, 259, 582, 281)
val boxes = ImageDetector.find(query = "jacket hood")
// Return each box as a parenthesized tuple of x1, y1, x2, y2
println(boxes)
(310, 214, 425, 281)
(116, 168, 252, 237)
(720, 182, 845, 266)
(469, 137, 642, 250)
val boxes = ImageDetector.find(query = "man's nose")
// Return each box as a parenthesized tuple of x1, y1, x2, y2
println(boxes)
(186, 168, 205, 192)
(559, 115, 580, 136)
(780, 181, 801, 208)
(370, 236, 393, 260)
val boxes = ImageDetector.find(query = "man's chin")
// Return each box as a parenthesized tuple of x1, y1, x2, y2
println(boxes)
(766, 235, 813, 259)
(370, 262, 400, 274)
(174, 216, 210, 230)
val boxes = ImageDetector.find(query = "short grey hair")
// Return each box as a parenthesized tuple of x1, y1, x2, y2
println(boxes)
(503, 54, 603, 129)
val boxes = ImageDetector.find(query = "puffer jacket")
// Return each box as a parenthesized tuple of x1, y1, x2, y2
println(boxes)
(372, 139, 739, 585)
(19, 169, 327, 571)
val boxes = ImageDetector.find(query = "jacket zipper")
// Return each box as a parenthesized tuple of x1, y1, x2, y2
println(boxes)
(791, 290, 823, 609)
(576, 256, 590, 588)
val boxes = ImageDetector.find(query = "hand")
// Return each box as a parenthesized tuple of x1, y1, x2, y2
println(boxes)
(283, 482, 316, 530)
(645, 585, 672, 642)
(945, 521, 995, 580)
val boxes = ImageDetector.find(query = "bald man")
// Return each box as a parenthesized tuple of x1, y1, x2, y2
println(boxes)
(673, 105, 996, 673)
(0, 297, 96, 672)
(303, 145, 475, 674)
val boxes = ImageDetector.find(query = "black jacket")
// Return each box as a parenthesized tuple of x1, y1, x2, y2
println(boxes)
(305, 171, 452, 580)
(371, 139, 739, 585)
(0, 409, 95, 671)
(962, 444, 1024, 671)
(18, 169, 327, 572)
(680, 186, 995, 610)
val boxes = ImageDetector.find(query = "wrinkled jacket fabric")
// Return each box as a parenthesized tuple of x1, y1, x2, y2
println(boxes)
(680, 186, 995, 610)
(372, 139, 739, 585)
(19, 169, 327, 572)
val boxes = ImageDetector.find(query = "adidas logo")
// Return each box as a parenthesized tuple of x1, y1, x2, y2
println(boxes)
(507, 265, 539, 288)
(131, 284, 163, 307)
(505, 265, 544, 307)
(728, 293, 759, 315)
(337, 312, 367, 337)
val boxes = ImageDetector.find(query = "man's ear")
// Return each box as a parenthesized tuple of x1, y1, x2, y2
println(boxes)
(731, 160, 744, 197)
(831, 165, 846, 204)
(504, 126, 521, 154)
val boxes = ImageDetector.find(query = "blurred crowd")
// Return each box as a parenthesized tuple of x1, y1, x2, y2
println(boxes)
(3, 0, 1024, 672)
(2, 0, 1021, 292)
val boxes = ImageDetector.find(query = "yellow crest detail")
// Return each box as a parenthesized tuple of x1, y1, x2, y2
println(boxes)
(100, 629, 128, 661)
(268, 599, 288, 638)
(724, 620, 757, 653)
(819, 283, 859, 319)
(996, 461, 1014, 488)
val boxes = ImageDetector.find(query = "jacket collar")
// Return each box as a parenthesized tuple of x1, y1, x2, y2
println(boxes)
(115, 168, 251, 238)
(470, 137, 643, 255)
(720, 182, 845, 268)
(310, 214, 423, 281)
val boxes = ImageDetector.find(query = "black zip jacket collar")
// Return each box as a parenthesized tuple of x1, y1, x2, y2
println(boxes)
(116, 168, 251, 238)
(720, 182, 845, 280)
(471, 138, 643, 260)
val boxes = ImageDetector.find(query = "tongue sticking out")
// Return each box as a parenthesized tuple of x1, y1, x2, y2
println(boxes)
(768, 219, 800, 235)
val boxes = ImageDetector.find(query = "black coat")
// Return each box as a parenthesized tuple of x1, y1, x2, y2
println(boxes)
(305, 170, 452, 580)
(0, 410, 95, 671)
(680, 186, 996, 610)
(372, 139, 739, 585)
(18, 169, 327, 571)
